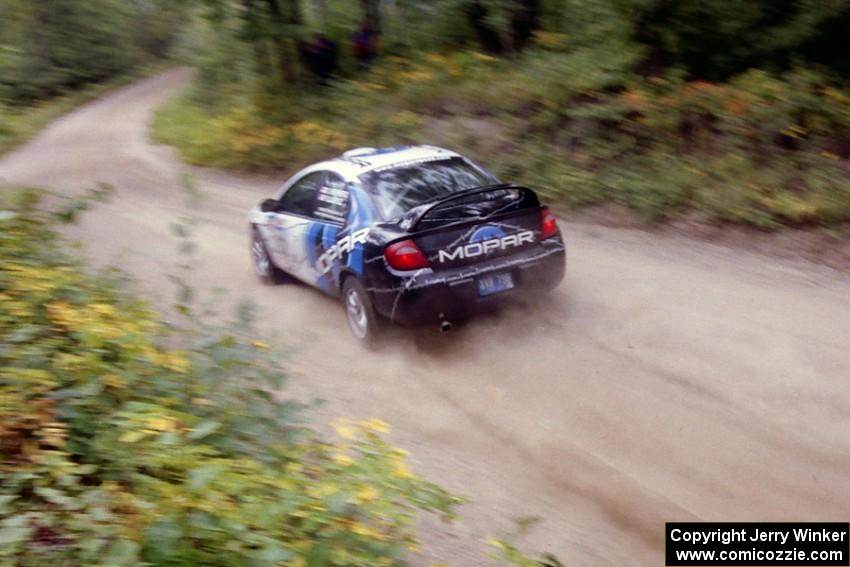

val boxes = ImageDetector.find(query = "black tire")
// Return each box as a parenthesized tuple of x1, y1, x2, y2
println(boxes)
(341, 276, 381, 346)
(251, 228, 287, 285)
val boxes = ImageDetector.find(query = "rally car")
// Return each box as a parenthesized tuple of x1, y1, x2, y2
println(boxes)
(249, 145, 565, 343)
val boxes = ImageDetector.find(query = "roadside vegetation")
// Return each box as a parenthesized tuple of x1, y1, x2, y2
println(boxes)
(0, 0, 185, 155)
(153, 0, 850, 230)
(0, 65, 170, 156)
(0, 188, 552, 565)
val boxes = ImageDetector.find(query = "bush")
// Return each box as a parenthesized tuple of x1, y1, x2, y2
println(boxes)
(153, 44, 850, 230)
(0, 66, 166, 158)
(0, 0, 184, 105)
(0, 190, 463, 566)
(622, 0, 850, 80)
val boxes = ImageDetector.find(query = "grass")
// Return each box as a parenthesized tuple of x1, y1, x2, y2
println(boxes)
(151, 46, 850, 231)
(0, 63, 171, 157)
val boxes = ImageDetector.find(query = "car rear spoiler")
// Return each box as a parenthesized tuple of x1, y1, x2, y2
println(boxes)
(400, 184, 540, 231)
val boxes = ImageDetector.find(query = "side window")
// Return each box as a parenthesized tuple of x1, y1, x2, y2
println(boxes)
(279, 172, 323, 217)
(313, 173, 349, 225)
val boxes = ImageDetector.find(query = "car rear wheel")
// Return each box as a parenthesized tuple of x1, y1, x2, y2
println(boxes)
(251, 229, 287, 285)
(342, 277, 380, 345)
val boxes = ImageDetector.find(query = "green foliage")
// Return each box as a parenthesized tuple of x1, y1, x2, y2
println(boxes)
(153, 39, 850, 230)
(622, 0, 850, 80)
(0, 190, 463, 565)
(489, 538, 563, 567)
(0, 65, 166, 158)
(0, 0, 183, 104)
(384, 0, 477, 52)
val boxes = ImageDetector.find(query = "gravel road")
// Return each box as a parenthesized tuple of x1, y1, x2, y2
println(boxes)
(2, 68, 849, 566)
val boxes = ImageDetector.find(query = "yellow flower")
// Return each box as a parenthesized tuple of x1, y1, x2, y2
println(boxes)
(163, 353, 191, 374)
(88, 321, 123, 340)
(351, 522, 380, 538)
(333, 453, 354, 466)
(356, 486, 378, 502)
(40, 422, 67, 447)
(4, 368, 54, 391)
(119, 430, 148, 443)
(48, 301, 80, 327)
(103, 374, 124, 388)
(333, 419, 357, 440)
(0, 294, 30, 318)
(147, 416, 177, 432)
(391, 459, 413, 479)
(252, 340, 270, 350)
(142, 346, 163, 365)
(362, 418, 390, 433)
(90, 303, 114, 317)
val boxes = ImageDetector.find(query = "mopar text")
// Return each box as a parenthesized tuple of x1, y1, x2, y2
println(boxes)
(438, 230, 534, 263)
(316, 227, 370, 273)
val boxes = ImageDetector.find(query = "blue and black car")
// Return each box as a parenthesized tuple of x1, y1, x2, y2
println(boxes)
(250, 145, 566, 343)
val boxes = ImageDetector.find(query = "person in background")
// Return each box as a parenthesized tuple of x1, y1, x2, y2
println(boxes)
(351, 20, 378, 71)
(302, 32, 338, 84)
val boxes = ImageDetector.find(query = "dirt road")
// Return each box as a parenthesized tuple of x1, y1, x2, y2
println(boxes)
(2, 69, 849, 566)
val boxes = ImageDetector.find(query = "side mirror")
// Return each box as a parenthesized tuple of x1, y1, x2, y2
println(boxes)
(260, 198, 279, 213)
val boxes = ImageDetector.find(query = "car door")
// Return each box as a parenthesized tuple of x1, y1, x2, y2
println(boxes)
(307, 172, 351, 292)
(264, 171, 324, 281)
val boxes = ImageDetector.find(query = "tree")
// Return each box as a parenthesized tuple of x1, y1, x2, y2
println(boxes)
(509, 0, 541, 51)
(263, 0, 303, 82)
(360, 0, 382, 35)
(202, 0, 304, 84)
(0, 0, 183, 103)
(464, 1, 504, 54)
(462, 0, 542, 55)
(623, 0, 850, 80)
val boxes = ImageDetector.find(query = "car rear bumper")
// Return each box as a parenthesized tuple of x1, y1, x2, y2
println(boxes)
(370, 240, 566, 327)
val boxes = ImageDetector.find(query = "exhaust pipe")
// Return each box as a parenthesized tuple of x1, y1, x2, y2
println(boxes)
(440, 320, 453, 333)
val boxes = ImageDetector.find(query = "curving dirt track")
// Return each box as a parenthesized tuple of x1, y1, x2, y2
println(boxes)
(2, 68, 850, 566)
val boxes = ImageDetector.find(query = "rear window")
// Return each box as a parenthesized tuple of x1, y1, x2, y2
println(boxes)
(359, 157, 498, 219)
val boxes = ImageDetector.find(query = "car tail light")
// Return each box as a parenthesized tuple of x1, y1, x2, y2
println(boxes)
(540, 207, 559, 240)
(385, 239, 430, 270)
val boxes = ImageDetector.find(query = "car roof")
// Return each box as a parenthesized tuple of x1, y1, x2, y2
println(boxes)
(316, 145, 464, 181)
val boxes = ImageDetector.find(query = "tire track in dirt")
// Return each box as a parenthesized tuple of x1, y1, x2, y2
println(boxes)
(3, 68, 850, 566)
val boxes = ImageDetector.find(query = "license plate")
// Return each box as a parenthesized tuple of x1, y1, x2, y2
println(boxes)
(477, 272, 514, 297)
